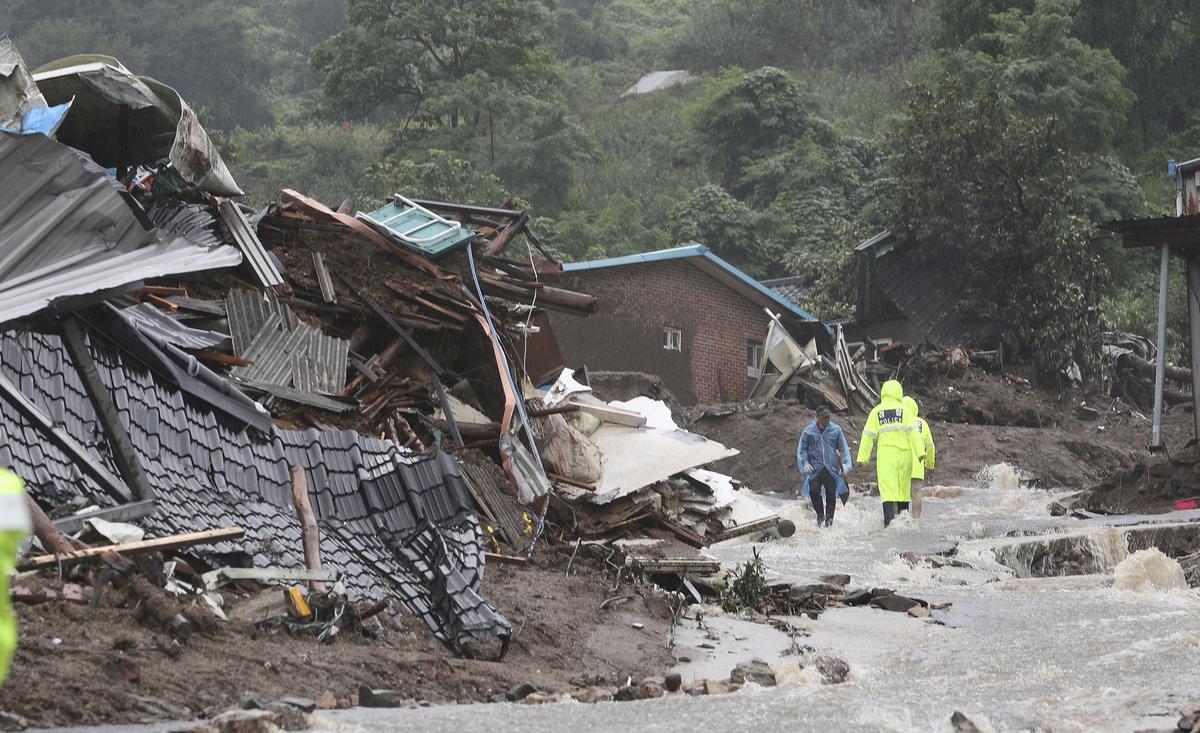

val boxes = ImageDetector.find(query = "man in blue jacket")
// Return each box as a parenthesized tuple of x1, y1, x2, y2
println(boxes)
(797, 405, 852, 527)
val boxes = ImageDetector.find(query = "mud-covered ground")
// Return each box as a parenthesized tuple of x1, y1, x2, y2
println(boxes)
(687, 369, 1196, 511)
(0, 548, 674, 728)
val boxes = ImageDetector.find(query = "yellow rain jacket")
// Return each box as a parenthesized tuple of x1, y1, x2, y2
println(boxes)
(903, 396, 936, 481)
(0, 468, 31, 687)
(857, 380, 925, 503)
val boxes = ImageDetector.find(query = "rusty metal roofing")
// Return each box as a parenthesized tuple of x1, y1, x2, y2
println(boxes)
(0, 131, 242, 327)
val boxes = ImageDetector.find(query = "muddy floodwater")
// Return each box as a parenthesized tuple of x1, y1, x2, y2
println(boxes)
(36, 465, 1200, 733)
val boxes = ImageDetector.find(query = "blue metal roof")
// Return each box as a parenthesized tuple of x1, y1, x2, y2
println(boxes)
(562, 244, 824, 323)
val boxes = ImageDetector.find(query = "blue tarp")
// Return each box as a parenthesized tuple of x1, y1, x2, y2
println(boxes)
(0, 99, 72, 136)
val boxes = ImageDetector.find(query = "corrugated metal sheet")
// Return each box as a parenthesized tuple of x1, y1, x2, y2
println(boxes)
(225, 289, 298, 356)
(146, 200, 223, 249)
(0, 132, 242, 326)
(118, 302, 229, 350)
(217, 199, 284, 288)
(230, 309, 349, 395)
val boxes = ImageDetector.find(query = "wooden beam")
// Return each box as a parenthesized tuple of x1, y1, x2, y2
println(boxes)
(60, 315, 156, 501)
(17, 527, 245, 571)
(570, 401, 647, 428)
(289, 467, 326, 592)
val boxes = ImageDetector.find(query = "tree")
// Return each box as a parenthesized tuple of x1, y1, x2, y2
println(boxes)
(311, 0, 554, 126)
(668, 184, 777, 276)
(891, 76, 1106, 379)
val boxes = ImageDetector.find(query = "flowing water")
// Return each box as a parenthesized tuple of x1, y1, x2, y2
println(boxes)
(39, 466, 1200, 733)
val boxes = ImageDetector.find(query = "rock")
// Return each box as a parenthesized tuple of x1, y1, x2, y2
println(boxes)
(815, 656, 850, 685)
(263, 703, 308, 731)
(787, 583, 844, 601)
(336, 698, 353, 710)
(683, 680, 707, 696)
(277, 698, 316, 714)
(931, 601, 953, 610)
(506, 683, 538, 702)
(907, 606, 931, 618)
(664, 672, 682, 693)
(0, 712, 29, 731)
(631, 622, 645, 630)
(211, 709, 281, 733)
(871, 594, 927, 613)
(314, 691, 337, 711)
(490, 692, 508, 704)
(570, 686, 613, 704)
(614, 684, 639, 702)
(730, 659, 776, 687)
(240, 694, 272, 711)
(522, 691, 561, 705)
(358, 686, 401, 708)
(638, 681, 665, 699)
(842, 588, 873, 606)
(703, 679, 732, 695)
(1076, 404, 1100, 421)
(820, 574, 851, 587)
(950, 711, 982, 733)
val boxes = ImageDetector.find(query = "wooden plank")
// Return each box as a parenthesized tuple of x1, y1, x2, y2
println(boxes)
(190, 349, 254, 367)
(17, 527, 245, 571)
(569, 401, 647, 428)
(312, 251, 338, 304)
(201, 566, 339, 591)
(485, 552, 528, 566)
(290, 467, 326, 592)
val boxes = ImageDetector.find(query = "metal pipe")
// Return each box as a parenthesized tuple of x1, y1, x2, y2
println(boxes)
(1152, 175, 1186, 448)
(1187, 256, 1200, 440)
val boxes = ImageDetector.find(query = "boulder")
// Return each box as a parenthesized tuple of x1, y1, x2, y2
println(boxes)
(358, 686, 401, 708)
(314, 691, 337, 711)
(570, 686, 613, 704)
(262, 703, 308, 732)
(820, 574, 851, 587)
(506, 683, 538, 702)
(664, 672, 682, 693)
(638, 681, 665, 699)
(950, 711, 982, 733)
(907, 606, 931, 618)
(814, 656, 850, 685)
(703, 679, 732, 695)
(276, 698, 315, 714)
(842, 589, 872, 606)
(730, 659, 776, 687)
(871, 594, 927, 613)
(614, 685, 639, 702)
(211, 709, 280, 733)
(522, 691, 562, 705)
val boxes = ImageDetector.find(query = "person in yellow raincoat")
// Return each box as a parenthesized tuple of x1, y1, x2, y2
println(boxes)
(857, 380, 925, 527)
(903, 396, 936, 519)
(0, 468, 31, 686)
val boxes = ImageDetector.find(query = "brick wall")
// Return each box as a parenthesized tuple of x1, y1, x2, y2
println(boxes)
(548, 259, 772, 404)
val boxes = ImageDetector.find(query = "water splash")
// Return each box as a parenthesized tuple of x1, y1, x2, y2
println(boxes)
(1112, 548, 1188, 592)
(974, 463, 1027, 491)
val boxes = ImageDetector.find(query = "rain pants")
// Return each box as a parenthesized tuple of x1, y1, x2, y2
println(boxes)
(0, 469, 30, 686)
(857, 380, 925, 503)
(903, 396, 936, 481)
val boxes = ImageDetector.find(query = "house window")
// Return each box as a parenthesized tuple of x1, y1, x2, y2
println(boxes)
(663, 327, 682, 351)
(747, 341, 764, 377)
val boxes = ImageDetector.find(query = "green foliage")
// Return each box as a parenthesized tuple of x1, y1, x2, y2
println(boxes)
(719, 549, 770, 614)
(668, 184, 774, 276)
(891, 77, 1106, 379)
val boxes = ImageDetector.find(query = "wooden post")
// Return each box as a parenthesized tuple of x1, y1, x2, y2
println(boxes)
(26, 495, 79, 558)
(289, 467, 326, 592)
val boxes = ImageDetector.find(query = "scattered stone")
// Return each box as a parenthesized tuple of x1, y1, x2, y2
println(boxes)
(907, 606, 931, 618)
(490, 692, 508, 704)
(703, 679, 731, 695)
(506, 683, 538, 702)
(664, 672, 682, 693)
(1076, 404, 1100, 421)
(814, 656, 850, 685)
(570, 686, 613, 704)
(776, 518, 796, 537)
(931, 601, 953, 610)
(871, 594, 928, 613)
(820, 574, 850, 587)
(0, 712, 29, 731)
(730, 659, 776, 687)
(358, 686, 401, 708)
(240, 694, 272, 711)
(522, 691, 561, 705)
(263, 703, 308, 731)
(842, 589, 872, 606)
(614, 684, 640, 702)
(211, 708, 280, 733)
(336, 698, 353, 710)
(638, 680, 665, 699)
(168, 726, 217, 733)
(314, 691, 337, 711)
(698, 642, 716, 649)
(277, 698, 316, 714)
(631, 622, 645, 630)
(950, 711, 982, 733)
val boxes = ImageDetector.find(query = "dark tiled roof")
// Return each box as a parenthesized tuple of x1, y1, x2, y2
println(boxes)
(875, 253, 1001, 347)
(760, 276, 813, 308)
(0, 324, 510, 653)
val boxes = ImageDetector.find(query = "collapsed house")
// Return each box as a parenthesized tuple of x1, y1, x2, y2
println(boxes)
(0, 41, 780, 656)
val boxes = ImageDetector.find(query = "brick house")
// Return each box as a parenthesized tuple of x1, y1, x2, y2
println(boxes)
(548, 244, 827, 405)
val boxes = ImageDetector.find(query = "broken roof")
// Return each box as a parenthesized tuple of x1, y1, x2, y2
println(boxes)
(563, 244, 823, 323)
(760, 275, 812, 309)
(32, 54, 242, 196)
(1101, 215, 1200, 251)
(0, 131, 242, 326)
